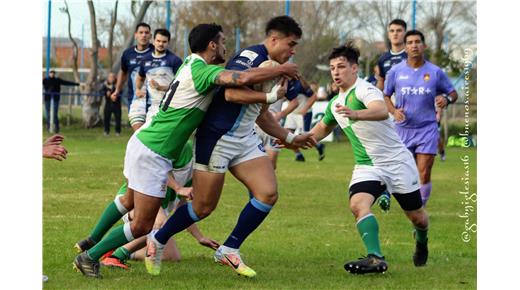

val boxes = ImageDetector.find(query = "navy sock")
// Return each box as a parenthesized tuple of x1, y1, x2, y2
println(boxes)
(154, 203, 200, 245)
(223, 198, 272, 249)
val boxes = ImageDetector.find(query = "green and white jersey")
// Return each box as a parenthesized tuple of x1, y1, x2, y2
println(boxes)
(323, 78, 411, 166)
(137, 54, 224, 160)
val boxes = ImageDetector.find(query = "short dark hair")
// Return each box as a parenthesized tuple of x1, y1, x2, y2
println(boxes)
(154, 28, 171, 41)
(265, 16, 302, 38)
(404, 30, 425, 43)
(189, 23, 223, 53)
(328, 42, 360, 65)
(388, 19, 407, 30)
(49, 70, 56, 73)
(135, 22, 151, 32)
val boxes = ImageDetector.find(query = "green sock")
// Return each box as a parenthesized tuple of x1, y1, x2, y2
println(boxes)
(415, 227, 428, 243)
(112, 246, 131, 262)
(356, 214, 383, 257)
(87, 224, 134, 261)
(89, 187, 129, 243)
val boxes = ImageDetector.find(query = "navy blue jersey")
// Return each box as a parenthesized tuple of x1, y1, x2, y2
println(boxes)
(138, 50, 183, 114)
(377, 49, 407, 79)
(287, 80, 313, 99)
(120, 44, 154, 104)
(196, 44, 295, 165)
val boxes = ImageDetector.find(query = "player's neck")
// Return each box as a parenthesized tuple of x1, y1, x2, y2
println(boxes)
(196, 51, 215, 64)
(339, 79, 357, 93)
(153, 50, 166, 57)
(136, 43, 149, 51)
(390, 44, 405, 54)
(407, 57, 425, 68)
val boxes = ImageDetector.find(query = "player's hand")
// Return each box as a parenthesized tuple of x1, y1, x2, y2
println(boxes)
(44, 134, 64, 146)
(176, 187, 193, 200)
(111, 90, 120, 101)
(435, 95, 448, 109)
(198, 237, 220, 250)
(335, 104, 359, 120)
(393, 108, 406, 122)
(277, 132, 317, 150)
(135, 89, 146, 98)
(43, 144, 68, 161)
(275, 78, 288, 99)
(149, 79, 159, 90)
(278, 62, 299, 80)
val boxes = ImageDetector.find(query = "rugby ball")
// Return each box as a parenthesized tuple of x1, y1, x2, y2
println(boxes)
(254, 60, 282, 93)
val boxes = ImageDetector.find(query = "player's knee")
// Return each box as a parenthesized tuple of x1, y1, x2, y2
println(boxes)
(256, 189, 278, 205)
(193, 204, 215, 219)
(408, 209, 429, 228)
(119, 195, 133, 209)
(130, 219, 154, 237)
(350, 202, 370, 219)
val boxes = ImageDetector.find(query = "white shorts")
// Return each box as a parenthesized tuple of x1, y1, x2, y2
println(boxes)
(349, 158, 420, 195)
(194, 131, 267, 173)
(123, 134, 173, 198)
(128, 97, 147, 126)
(254, 124, 281, 152)
(284, 113, 304, 133)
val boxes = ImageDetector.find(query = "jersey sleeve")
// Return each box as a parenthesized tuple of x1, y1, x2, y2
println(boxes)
(172, 56, 183, 75)
(285, 80, 301, 100)
(377, 55, 386, 78)
(226, 49, 265, 71)
(436, 69, 455, 95)
(322, 98, 338, 126)
(138, 61, 146, 77)
(383, 66, 396, 96)
(191, 59, 225, 94)
(120, 50, 129, 72)
(357, 84, 384, 107)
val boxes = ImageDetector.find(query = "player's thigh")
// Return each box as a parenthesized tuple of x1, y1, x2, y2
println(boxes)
(229, 156, 277, 204)
(191, 169, 225, 217)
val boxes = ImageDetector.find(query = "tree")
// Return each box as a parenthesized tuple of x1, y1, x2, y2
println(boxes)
(60, 1, 80, 83)
(111, 0, 154, 73)
(107, 1, 119, 69)
(82, 0, 102, 128)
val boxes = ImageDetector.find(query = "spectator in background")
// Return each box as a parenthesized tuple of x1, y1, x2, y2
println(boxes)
(102, 72, 121, 136)
(42, 70, 80, 133)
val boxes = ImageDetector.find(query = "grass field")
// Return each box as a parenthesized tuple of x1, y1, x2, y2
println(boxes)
(43, 125, 477, 289)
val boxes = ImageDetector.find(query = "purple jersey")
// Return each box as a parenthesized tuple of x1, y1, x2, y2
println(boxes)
(383, 60, 454, 128)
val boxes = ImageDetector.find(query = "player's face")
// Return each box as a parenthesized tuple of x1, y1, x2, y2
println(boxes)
(213, 32, 227, 64)
(329, 57, 358, 91)
(387, 24, 405, 46)
(135, 26, 151, 46)
(405, 35, 425, 58)
(269, 32, 300, 63)
(153, 34, 169, 53)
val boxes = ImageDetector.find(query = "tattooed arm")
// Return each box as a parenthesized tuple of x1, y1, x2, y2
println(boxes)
(214, 62, 298, 87)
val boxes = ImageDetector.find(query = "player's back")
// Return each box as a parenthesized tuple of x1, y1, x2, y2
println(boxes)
(136, 53, 224, 160)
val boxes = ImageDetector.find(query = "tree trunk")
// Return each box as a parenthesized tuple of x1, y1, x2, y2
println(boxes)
(83, 0, 102, 128)
(63, 1, 81, 83)
(111, 0, 153, 73)
(108, 1, 119, 69)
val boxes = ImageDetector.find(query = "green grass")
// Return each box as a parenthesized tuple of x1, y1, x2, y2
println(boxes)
(43, 126, 476, 289)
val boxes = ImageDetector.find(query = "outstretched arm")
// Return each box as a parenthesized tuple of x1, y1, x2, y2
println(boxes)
(225, 78, 288, 104)
(214, 62, 298, 87)
(309, 120, 336, 143)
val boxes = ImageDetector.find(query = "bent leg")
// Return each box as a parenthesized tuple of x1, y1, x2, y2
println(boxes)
(154, 170, 225, 245)
(223, 156, 277, 249)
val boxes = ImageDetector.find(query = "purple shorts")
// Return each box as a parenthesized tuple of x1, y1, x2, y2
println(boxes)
(395, 122, 439, 155)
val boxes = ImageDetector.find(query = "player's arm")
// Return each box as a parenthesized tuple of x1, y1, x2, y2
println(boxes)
(335, 100, 388, 121)
(135, 73, 146, 98)
(435, 90, 458, 109)
(256, 105, 316, 149)
(376, 77, 385, 91)
(309, 120, 335, 143)
(275, 98, 299, 121)
(298, 93, 317, 115)
(185, 222, 220, 250)
(166, 172, 193, 200)
(225, 78, 288, 104)
(214, 62, 298, 87)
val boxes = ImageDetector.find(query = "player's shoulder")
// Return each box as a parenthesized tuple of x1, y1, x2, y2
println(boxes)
(378, 51, 392, 62)
(228, 44, 269, 69)
(355, 78, 382, 97)
(424, 60, 442, 72)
